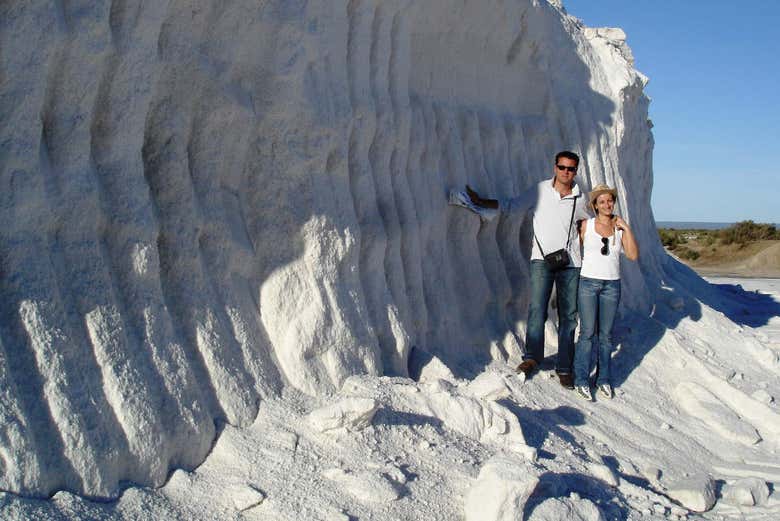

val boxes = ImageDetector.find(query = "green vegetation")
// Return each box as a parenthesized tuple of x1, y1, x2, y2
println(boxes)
(658, 221, 780, 276)
(658, 228, 682, 250)
(658, 221, 779, 252)
(719, 220, 779, 245)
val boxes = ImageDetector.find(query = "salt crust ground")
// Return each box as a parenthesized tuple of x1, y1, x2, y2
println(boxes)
(2, 277, 778, 520)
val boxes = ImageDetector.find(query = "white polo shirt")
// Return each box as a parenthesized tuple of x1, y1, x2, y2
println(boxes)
(500, 178, 591, 267)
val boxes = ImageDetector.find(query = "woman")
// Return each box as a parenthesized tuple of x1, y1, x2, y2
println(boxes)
(574, 185, 639, 401)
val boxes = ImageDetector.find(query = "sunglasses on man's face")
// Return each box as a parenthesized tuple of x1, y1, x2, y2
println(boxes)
(556, 164, 577, 173)
(601, 237, 609, 255)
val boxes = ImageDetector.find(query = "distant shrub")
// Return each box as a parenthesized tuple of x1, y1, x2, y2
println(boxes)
(719, 221, 778, 245)
(677, 247, 700, 261)
(658, 228, 693, 249)
(659, 228, 680, 250)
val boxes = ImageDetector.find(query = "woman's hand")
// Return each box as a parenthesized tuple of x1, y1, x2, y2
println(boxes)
(614, 216, 639, 260)
(613, 216, 630, 232)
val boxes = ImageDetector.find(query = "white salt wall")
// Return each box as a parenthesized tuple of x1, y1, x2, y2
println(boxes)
(0, 0, 660, 497)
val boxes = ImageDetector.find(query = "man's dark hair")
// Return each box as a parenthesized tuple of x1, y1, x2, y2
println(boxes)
(555, 150, 580, 166)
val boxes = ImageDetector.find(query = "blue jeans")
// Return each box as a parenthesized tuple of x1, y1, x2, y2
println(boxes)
(524, 260, 580, 374)
(574, 277, 621, 387)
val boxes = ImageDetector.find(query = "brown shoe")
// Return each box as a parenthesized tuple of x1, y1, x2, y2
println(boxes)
(558, 373, 574, 389)
(516, 359, 538, 376)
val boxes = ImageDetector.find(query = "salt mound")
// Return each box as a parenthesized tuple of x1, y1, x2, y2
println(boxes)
(0, 0, 656, 497)
(742, 242, 780, 276)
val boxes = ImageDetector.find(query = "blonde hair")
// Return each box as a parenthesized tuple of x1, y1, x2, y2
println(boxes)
(592, 192, 616, 214)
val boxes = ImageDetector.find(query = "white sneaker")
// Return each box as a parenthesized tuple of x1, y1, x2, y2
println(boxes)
(598, 384, 613, 399)
(576, 385, 593, 401)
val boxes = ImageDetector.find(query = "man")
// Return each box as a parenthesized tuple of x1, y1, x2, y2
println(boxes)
(466, 151, 591, 388)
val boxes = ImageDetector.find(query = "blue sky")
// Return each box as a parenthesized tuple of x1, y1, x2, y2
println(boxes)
(563, 0, 780, 223)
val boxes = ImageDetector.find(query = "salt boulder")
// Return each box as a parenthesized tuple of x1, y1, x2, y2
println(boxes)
(408, 347, 457, 383)
(230, 484, 266, 511)
(640, 466, 662, 483)
(527, 496, 606, 521)
(308, 398, 379, 433)
(324, 511, 350, 521)
(465, 456, 540, 521)
(751, 389, 774, 405)
(466, 370, 513, 401)
(667, 474, 716, 512)
(587, 462, 619, 487)
(322, 468, 399, 503)
(721, 477, 769, 507)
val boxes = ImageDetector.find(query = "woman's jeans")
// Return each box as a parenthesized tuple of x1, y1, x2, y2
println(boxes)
(574, 277, 621, 387)
(524, 260, 580, 374)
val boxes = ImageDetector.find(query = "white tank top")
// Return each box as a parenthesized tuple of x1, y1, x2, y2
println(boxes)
(580, 218, 622, 280)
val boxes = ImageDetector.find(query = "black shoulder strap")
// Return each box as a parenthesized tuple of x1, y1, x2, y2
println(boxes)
(534, 234, 546, 257)
(564, 195, 579, 250)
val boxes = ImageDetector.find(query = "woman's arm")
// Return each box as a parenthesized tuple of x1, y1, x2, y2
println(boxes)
(614, 216, 639, 260)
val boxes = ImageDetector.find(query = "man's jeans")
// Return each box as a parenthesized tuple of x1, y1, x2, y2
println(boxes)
(574, 277, 621, 387)
(524, 260, 580, 374)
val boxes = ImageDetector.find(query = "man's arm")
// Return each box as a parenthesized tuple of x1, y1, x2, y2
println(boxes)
(465, 185, 498, 209)
(467, 184, 537, 216)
